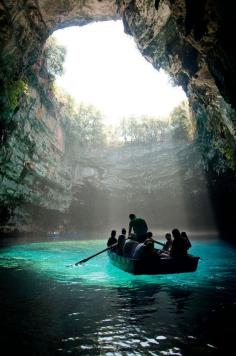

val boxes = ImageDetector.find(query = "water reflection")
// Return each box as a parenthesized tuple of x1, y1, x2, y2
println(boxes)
(0, 239, 235, 355)
(168, 287, 192, 314)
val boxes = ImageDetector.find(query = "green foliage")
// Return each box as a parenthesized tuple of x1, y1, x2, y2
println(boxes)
(55, 85, 193, 148)
(1, 79, 29, 121)
(54, 86, 106, 146)
(213, 136, 236, 171)
(119, 116, 169, 143)
(170, 101, 194, 141)
(43, 37, 66, 80)
(6, 80, 28, 110)
(72, 103, 106, 146)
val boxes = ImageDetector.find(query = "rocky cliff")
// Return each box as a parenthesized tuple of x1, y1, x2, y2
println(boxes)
(64, 141, 216, 232)
(0, 58, 72, 232)
(0, 0, 236, 236)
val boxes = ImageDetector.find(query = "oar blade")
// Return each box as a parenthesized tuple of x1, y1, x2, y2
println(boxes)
(68, 242, 117, 267)
(75, 261, 85, 266)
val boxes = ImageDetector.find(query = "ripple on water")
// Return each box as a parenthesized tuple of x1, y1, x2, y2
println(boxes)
(0, 239, 233, 289)
(0, 239, 236, 355)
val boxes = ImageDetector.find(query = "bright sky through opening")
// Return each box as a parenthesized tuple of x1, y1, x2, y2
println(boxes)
(54, 21, 187, 126)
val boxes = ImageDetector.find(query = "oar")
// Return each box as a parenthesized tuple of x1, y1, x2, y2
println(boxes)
(152, 239, 165, 247)
(67, 242, 117, 267)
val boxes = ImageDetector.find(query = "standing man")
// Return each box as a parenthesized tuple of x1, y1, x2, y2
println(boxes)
(128, 213, 148, 243)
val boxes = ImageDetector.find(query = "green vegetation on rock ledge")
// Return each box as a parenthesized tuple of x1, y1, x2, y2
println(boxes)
(0, 79, 28, 122)
(55, 83, 193, 147)
(43, 37, 66, 81)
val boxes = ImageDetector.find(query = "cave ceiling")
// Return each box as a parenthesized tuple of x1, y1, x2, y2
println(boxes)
(0, 1, 236, 235)
(0, 0, 235, 109)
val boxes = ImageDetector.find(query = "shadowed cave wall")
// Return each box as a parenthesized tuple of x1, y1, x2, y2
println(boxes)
(0, 0, 236, 237)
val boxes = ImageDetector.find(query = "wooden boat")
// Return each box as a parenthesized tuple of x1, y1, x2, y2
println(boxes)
(108, 250, 200, 275)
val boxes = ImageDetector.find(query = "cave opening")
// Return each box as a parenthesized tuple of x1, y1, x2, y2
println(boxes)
(0, 0, 235, 239)
(36, 20, 217, 236)
(1, 3, 236, 355)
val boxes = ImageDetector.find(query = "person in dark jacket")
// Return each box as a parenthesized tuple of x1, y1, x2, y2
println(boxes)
(123, 235, 139, 257)
(180, 231, 192, 250)
(128, 213, 148, 242)
(116, 228, 126, 255)
(107, 230, 117, 248)
(170, 228, 189, 257)
(133, 238, 155, 260)
(162, 233, 173, 254)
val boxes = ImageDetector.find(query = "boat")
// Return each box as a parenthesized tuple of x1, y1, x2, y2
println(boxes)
(108, 250, 200, 275)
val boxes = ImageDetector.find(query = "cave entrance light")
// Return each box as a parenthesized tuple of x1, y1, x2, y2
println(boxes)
(52, 20, 186, 127)
(48, 20, 217, 235)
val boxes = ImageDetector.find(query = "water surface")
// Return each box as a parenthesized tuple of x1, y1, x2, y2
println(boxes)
(0, 236, 236, 355)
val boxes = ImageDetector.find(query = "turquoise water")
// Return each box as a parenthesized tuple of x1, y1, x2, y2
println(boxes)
(0, 237, 236, 355)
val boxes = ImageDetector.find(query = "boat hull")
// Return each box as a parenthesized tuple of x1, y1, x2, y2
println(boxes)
(108, 251, 200, 275)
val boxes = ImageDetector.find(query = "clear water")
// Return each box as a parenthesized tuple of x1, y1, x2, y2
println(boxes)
(0, 237, 236, 355)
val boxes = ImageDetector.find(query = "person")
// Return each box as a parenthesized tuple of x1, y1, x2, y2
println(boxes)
(180, 231, 192, 250)
(123, 235, 139, 258)
(162, 233, 173, 254)
(133, 238, 155, 260)
(128, 213, 148, 243)
(116, 228, 126, 256)
(146, 231, 153, 239)
(107, 230, 117, 248)
(170, 228, 188, 257)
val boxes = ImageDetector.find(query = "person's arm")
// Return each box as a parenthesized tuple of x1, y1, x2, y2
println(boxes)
(144, 219, 148, 232)
(186, 234, 191, 248)
(128, 221, 132, 235)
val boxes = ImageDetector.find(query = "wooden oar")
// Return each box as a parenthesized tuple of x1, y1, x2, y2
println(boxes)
(67, 242, 117, 267)
(152, 239, 165, 247)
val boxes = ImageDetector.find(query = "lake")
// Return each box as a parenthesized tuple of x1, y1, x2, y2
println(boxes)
(0, 235, 236, 355)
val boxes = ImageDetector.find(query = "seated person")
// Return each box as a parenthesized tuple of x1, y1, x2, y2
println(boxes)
(123, 235, 139, 258)
(161, 233, 173, 254)
(116, 228, 126, 256)
(180, 231, 192, 250)
(146, 231, 153, 239)
(133, 238, 155, 260)
(107, 230, 117, 248)
(170, 228, 189, 257)
(134, 230, 154, 244)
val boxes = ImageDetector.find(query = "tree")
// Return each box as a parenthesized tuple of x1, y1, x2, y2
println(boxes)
(118, 115, 169, 144)
(43, 37, 66, 80)
(170, 101, 194, 141)
(54, 85, 106, 146)
(72, 103, 106, 146)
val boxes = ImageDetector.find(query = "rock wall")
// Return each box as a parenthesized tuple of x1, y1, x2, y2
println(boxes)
(0, 0, 236, 234)
(65, 142, 216, 232)
(0, 72, 72, 232)
(119, 0, 236, 169)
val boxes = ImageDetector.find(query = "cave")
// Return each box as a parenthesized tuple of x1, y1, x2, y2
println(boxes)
(0, 0, 236, 239)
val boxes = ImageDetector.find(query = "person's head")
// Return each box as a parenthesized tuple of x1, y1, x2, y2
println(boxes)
(111, 230, 116, 237)
(165, 233, 172, 241)
(147, 231, 153, 238)
(129, 213, 136, 221)
(172, 228, 181, 239)
(129, 233, 136, 240)
(180, 231, 187, 238)
(144, 238, 154, 251)
(121, 228, 126, 235)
